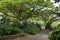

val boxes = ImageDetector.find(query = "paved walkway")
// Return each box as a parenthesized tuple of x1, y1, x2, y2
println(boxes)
(15, 29, 49, 40)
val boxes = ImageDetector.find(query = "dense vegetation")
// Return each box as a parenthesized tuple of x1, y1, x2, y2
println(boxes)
(0, 0, 60, 40)
(0, 0, 53, 36)
(49, 25, 60, 40)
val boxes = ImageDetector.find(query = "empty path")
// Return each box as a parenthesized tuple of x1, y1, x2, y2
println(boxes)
(15, 29, 49, 40)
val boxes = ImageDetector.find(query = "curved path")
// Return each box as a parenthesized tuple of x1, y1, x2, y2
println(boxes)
(15, 29, 49, 40)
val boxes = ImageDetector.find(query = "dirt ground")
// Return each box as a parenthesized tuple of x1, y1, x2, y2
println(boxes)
(14, 29, 49, 40)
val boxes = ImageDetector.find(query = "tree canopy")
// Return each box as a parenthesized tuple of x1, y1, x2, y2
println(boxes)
(0, 0, 59, 29)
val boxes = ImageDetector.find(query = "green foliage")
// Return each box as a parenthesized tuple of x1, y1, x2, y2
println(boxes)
(24, 26, 40, 35)
(0, 0, 55, 31)
(49, 26, 60, 40)
(0, 19, 42, 36)
(0, 0, 54, 21)
(23, 22, 41, 35)
(0, 25, 23, 36)
(0, 0, 57, 36)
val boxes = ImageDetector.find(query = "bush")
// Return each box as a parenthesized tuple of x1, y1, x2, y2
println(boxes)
(26, 22, 41, 29)
(24, 26, 41, 35)
(35, 23, 41, 29)
(20, 22, 41, 35)
(17, 22, 41, 30)
(0, 25, 24, 36)
(0, 22, 41, 36)
(49, 26, 60, 40)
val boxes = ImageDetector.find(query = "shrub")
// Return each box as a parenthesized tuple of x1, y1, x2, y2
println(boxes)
(24, 26, 41, 35)
(0, 25, 24, 36)
(0, 22, 41, 36)
(26, 22, 41, 29)
(20, 22, 41, 35)
(35, 23, 41, 29)
(17, 22, 41, 35)
(17, 22, 41, 30)
(49, 26, 60, 40)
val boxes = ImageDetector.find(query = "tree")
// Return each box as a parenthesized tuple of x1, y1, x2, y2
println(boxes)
(0, 0, 58, 29)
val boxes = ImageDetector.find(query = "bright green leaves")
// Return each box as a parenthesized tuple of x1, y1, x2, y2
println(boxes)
(0, 0, 55, 21)
(0, 0, 38, 4)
